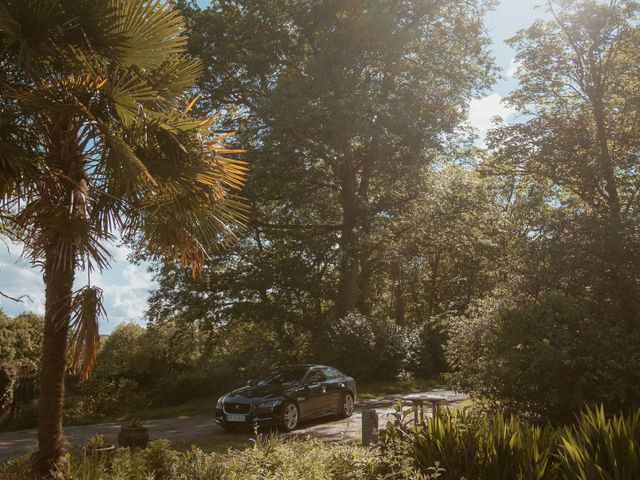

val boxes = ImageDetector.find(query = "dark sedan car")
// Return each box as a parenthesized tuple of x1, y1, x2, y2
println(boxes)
(215, 364, 356, 431)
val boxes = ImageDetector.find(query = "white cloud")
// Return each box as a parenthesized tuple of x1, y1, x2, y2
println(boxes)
(106, 242, 132, 263)
(0, 241, 45, 315)
(468, 93, 516, 143)
(0, 239, 156, 333)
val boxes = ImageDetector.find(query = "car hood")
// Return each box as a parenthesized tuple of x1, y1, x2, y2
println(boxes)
(224, 384, 297, 402)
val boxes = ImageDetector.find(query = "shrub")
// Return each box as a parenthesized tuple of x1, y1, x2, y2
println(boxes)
(172, 447, 226, 480)
(327, 313, 417, 381)
(558, 406, 640, 480)
(142, 440, 179, 480)
(2, 410, 639, 480)
(0, 457, 31, 480)
(380, 404, 640, 480)
(446, 293, 640, 423)
(409, 320, 447, 378)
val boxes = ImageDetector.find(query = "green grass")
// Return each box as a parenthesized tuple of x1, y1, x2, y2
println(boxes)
(356, 376, 441, 399)
(65, 398, 215, 427)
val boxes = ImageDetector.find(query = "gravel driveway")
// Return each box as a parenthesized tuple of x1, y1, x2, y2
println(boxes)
(0, 388, 466, 462)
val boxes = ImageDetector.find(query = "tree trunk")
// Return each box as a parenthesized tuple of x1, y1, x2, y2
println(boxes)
(427, 250, 440, 319)
(356, 157, 372, 316)
(391, 259, 405, 325)
(336, 158, 359, 319)
(33, 116, 85, 475)
(591, 91, 635, 322)
(33, 245, 75, 474)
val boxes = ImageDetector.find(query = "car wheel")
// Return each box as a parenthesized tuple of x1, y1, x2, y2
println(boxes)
(340, 393, 354, 418)
(280, 402, 299, 431)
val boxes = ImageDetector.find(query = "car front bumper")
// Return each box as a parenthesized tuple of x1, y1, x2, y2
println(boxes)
(215, 405, 281, 428)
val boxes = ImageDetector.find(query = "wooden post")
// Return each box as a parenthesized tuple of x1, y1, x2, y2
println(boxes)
(362, 409, 379, 446)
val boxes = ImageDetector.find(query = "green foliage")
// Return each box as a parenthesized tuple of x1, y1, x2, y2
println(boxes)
(146, 0, 499, 356)
(0, 311, 43, 374)
(380, 405, 640, 480)
(2, 409, 638, 479)
(0, 311, 43, 427)
(446, 294, 640, 423)
(558, 406, 640, 480)
(72, 318, 314, 420)
(0, 456, 32, 479)
(486, 0, 640, 320)
(143, 440, 178, 480)
(326, 313, 418, 381)
(0, 436, 418, 480)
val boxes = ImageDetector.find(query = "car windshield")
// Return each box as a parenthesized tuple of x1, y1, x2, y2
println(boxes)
(254, 367, 308, 387)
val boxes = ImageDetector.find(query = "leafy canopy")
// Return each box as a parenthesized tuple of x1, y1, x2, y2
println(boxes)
(0, 0, 248, 377)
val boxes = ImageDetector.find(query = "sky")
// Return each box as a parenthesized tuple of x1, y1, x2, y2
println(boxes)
(0, 0, 549, 334)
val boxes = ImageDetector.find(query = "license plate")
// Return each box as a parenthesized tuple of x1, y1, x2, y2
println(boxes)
(226, 414, 246, 422)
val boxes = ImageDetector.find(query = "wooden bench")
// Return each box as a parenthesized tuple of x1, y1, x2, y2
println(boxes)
(401, 394, 450, 425)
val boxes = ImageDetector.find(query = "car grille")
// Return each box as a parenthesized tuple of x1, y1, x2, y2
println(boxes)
(223, 402, 251, 414)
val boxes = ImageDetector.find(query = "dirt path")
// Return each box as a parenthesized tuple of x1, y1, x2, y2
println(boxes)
(0, 388, 466, 462)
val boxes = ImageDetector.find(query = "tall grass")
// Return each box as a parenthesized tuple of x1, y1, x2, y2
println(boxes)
(381, 404, 640, 480)
(558, 406, 640, 480)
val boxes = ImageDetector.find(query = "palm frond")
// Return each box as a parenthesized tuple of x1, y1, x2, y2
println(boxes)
(109, 0, 187, 69)
(148, 54, 203, 102)
(69, 286, 106, 381)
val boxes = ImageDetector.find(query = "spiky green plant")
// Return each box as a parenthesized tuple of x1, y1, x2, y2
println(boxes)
(410, 408, 480, 479)
(0, 0, 247, 473)
(477, 412, 556, 480)
(558, 406, 640, 480)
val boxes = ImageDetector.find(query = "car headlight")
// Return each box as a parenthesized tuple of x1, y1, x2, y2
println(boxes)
(257, 399, 281, 410)
(216, 396, 226, 408)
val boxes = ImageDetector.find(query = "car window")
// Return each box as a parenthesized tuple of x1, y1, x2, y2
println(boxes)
(256, 367, 308, 387)
(322, 367, 341, 379)
(305, 369, 326, 384)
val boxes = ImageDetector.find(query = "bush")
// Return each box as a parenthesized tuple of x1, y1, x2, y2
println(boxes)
(446, 293, 640, 423)
(380, 405, 640, 480)
(558, 406, 640, 480)
(0, 435, 416, 480)
(327, 313, 417, 381)
(410, 320, 447, 378)
(3, 409, 638, 480)
(143, 440, 179, 480)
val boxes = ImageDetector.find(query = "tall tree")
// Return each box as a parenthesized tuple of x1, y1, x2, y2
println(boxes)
(486, 0, 640, 322)
(176, 0, 496, 331)
(0, 0, 246, 472)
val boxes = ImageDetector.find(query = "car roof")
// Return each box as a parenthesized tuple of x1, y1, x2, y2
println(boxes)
(271, 364, 332, 370)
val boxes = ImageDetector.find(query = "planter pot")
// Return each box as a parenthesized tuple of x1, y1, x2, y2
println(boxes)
(118, 426, 149, 449)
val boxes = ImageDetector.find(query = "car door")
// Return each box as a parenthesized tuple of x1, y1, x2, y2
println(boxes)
(320, 367, 343, 414)
(299, 368, 327, 419)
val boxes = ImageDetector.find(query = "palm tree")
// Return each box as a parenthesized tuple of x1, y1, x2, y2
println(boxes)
(0, 0, 247, 473)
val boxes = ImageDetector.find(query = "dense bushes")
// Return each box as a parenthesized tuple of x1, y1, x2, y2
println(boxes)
(326, 313, 419, 381)
(0, 436, 423, 480)
(0, 311, 43, 427)
(446, 294, 640, 423)
(79, 319, 300, 418)
(380, 405, 640, 480)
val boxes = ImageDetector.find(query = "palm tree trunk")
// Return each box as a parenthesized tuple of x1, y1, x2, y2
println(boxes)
(33, 244, 75, 474)
(33, 116, 82, 475)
